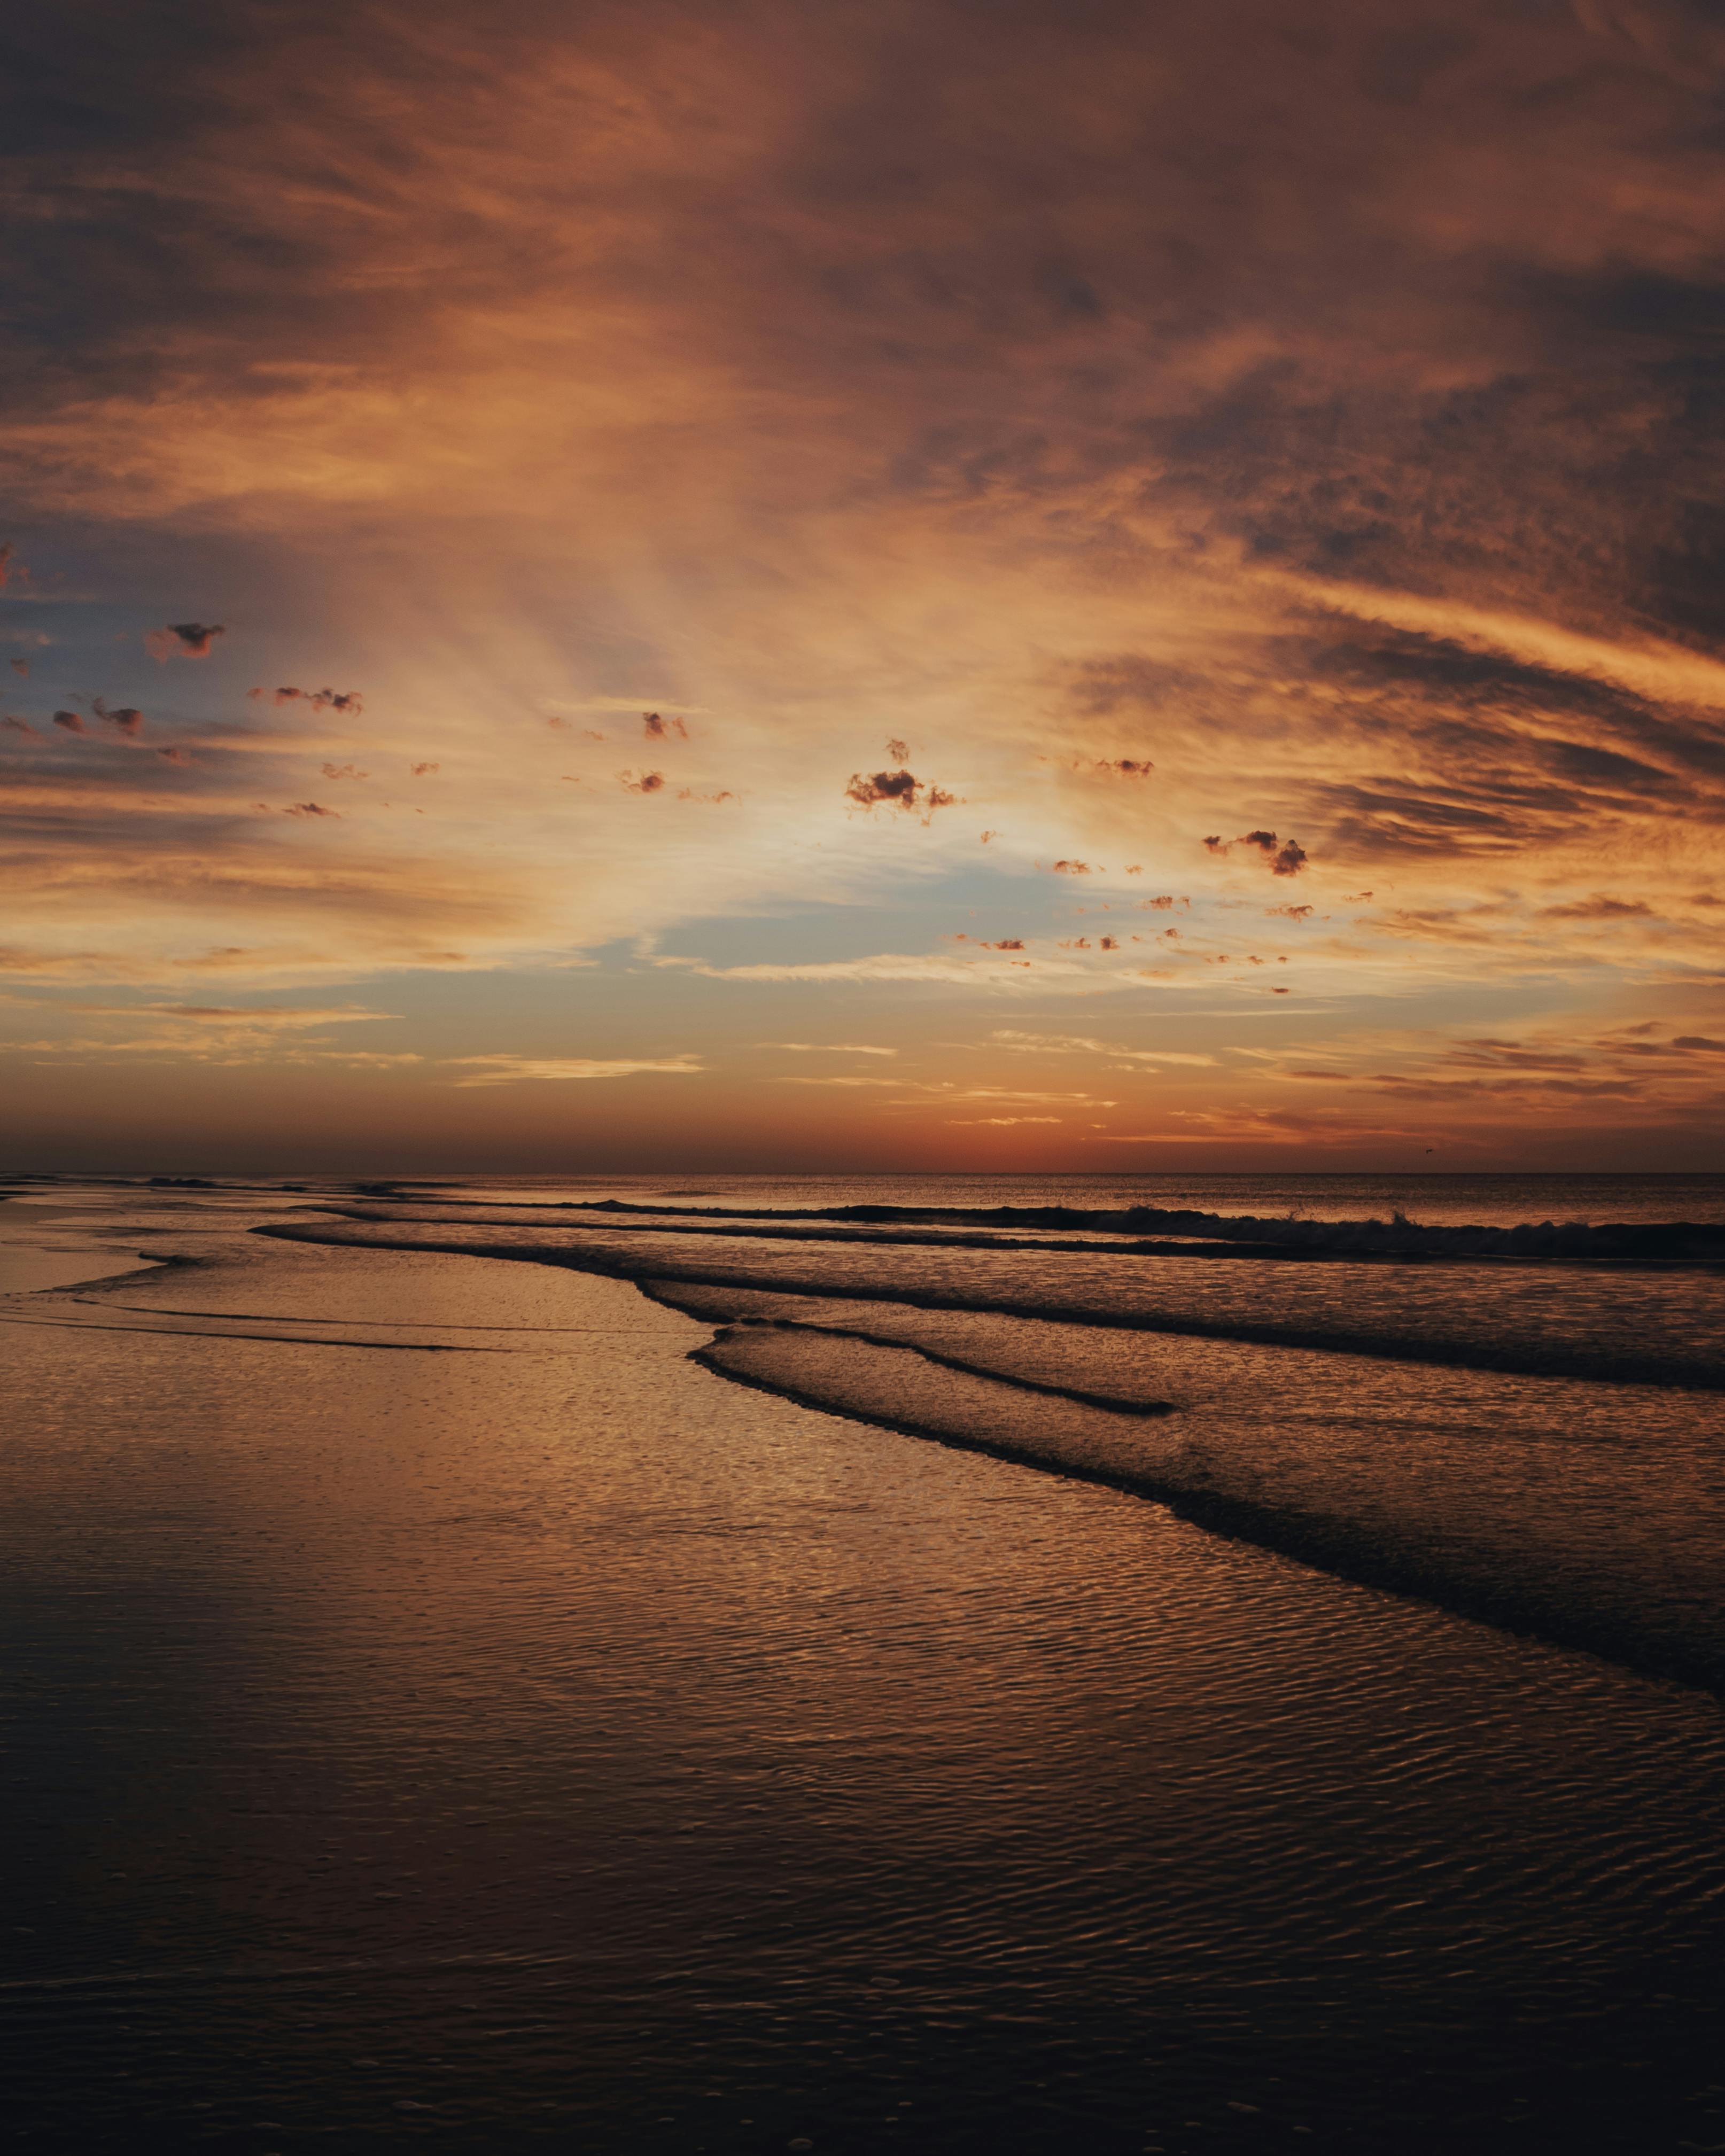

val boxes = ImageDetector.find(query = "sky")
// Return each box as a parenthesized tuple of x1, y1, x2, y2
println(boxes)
(4, 0, 1725, 1174)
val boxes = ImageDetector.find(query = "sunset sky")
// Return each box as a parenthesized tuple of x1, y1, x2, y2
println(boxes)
(5, 0, 1725, 1172)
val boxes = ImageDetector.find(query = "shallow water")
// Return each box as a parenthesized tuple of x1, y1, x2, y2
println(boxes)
(3, 1180, 1724, 2152)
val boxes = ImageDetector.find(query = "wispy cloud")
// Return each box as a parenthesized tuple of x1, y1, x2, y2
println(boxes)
(765, 1041, 898, 1055)
(444, 1054, 703, 1087)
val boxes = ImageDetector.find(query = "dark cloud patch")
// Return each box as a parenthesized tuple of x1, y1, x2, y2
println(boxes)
(1674, 1034, 1725, 1053)
(847, 768, 918, 808)
(886, 737, 908, 762)
(1303, 625, 1644, 722)
(250, 686, 363, 712)
(620, 770, 665, 792)
(94, 696, 143, 735)
(9, 657, 28, 678)
(1206, 829, 1307, 875)
(3, 714, 39, 735)
(1047, 858, 1091, 874)
(1316, 782, 1537, 859)
(52, 709, 85, 734)
(1538, 894, 1654, 921)
(283, 801, 338, 817)
(844, 767, 958, 819)
(410, 760, 438, 774)
(642, 711, 687, 740)
(1298, 622, 1725, 796)
(145, 620, 224, 660)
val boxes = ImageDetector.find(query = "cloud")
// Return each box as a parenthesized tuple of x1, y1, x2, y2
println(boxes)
(283, 800, 338, 817)
(250, 686, 363, 712)
(767, 1041, 897, 1054)
(1674, 1034, 1725, 1053)
(3, 715, 38, 736)
(1047, 859, 1091, 874)
(642, 711, 688, 740)
(410, 760, 439, 775)
(885, 737, 908, 762)
(620, 769, 665, 792)
(0, 996, 405, 1066)
(991, 1029, 1215, 1066)
(1538, 894, 1654, 921)
(0, 543, 23, 588)
(320, 761, 368, 779)
(1091, 758, 1153, 777)
(844, 767, 958, 820)
(52, 710, 84, 734)
(445, 1054, 703, 1086)
(145, 621, 225, 661)
(92, 697, 145, 737)
(9, 658, 27, 679)
(775, 1073, 903, 1087)
(946, 1115, 1063, 1125)
(1205, 830, 1308, 876)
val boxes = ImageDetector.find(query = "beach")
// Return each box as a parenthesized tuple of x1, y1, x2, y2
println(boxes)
(4, 1176, 1724, 2151)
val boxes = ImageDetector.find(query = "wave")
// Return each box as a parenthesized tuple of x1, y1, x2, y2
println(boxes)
(258, 1220, 1725, 1389)
(251, 1217, 1725, 1694)
(548, 1197, 1725, 1266)
(685, 1312, 1725, 1697)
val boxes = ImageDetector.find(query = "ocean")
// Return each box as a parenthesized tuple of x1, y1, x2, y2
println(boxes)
(3, 1172, 1724, 2152)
